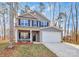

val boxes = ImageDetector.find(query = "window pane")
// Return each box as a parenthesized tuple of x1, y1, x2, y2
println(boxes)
(41, 22, 43, 27)
(39, 21, 41, 27)
(32, 20, 38, 27)
(20, 32, 30, 39)
(47, 22, 48, 26)
(38, 21, 40, 27)
(18, 19, 20, 25)
(28, 20, 30, 26)
(36, 21, 38, 26)
(20, 20, 29, 27)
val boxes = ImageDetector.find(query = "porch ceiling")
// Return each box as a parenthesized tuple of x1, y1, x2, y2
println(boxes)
(16, 27, 40, 31)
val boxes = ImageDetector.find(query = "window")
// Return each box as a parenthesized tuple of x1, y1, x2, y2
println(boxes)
(19, 32, 30, 39)
(41, 22, 43, 27)
(38, 21, 41, 27)
(31, 20, 48, 27)
(40, 21, 48, 27)
(43, 21, 48, 27)
(20, 20, 30, 27)
(18, 19, 20, 25)
(32, 20, 38, 27)
(46, 22, 49, 26)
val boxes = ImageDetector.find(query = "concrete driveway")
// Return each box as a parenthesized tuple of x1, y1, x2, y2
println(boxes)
(43, 42, 79, 57)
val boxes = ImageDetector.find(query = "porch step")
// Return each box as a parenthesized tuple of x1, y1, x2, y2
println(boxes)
(33, 42, 41, 44)
(16, 42, 33, 44)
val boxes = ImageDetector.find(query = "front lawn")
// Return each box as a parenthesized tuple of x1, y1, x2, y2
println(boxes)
(0, 43, 57, 57)
(0, 40, 9, 51)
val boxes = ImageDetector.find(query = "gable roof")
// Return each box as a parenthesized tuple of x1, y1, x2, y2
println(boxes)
(40, 26, 63, 32)
(16, 11, 50, 21)
(17, 13, 37, 19)
(31, 11, 49, 21)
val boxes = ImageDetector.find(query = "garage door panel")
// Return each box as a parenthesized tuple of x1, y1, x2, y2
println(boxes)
(42, 31, 61, 43)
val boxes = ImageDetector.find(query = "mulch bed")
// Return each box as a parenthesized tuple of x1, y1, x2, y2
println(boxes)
(16, 42, 33, 45)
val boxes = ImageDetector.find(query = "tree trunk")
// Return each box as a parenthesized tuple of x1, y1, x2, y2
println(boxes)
(64, 12, 67, 36)
(8, 2, 18, 48)
(67, 9, 71, 35)
(53, 3, 55, 21)
(75, 3, 78, 43)
(71, 3, 75, 33)
(3, 12, 6, 40)
(8, 3, 14, 48)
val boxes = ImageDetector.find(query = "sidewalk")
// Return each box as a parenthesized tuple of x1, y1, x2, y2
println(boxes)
(43, 42, 79, 57)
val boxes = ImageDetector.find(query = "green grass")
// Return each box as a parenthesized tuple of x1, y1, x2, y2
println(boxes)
(0, 42, 8, 51)
(0, 43, 57, 57)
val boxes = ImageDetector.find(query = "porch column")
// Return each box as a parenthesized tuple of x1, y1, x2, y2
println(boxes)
(15, 29, 18, 43)
(40, 31, 42, 42)
(30, 30, 32, 42)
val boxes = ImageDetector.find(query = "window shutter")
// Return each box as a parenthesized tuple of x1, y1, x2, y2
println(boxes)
(37, 21, 38, 27)
(19, 19, 20, 25)
(19, 31, 20, 39)
(28, 20, 30, 26)
(47, 22, 49, 26)
(39, 21, 41, 27)
(32, 20, 33, 26)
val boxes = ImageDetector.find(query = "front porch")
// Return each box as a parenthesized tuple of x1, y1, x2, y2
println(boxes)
(15, 30, 40, 43)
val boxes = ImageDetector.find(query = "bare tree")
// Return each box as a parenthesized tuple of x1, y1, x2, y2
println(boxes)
(52, 3, 55, 23)
(25, 3, 30, 13)
(0, 9, 3, 40)
(3, 10, 5, 40)
(48, 2, 56, 26)
(0, 3, 7, 40)
(67, 4, 71, 35)
(39, 2, 45, 13)
(71, 3, 75, 33)
(2, 8, 7, 40)
(75, 3, 78, 43)
(7, 2, 18, 48)
(64, 12, 67, 36)
(48, 2, 52, 21)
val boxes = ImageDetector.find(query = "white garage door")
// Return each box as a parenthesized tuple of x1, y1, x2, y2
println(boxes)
(42, 31, 61, 43)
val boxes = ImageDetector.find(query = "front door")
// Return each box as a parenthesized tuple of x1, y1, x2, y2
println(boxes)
(32, 31, 40, 42)
(32, 34, 36, 41)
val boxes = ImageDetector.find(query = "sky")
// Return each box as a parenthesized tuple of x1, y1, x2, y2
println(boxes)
(19, 2, 61, 19)
(18, 2, 79, 30)
(0, 2, 79, 36)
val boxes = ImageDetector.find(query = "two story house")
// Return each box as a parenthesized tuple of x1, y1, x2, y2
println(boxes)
(15, 10, 50, 43)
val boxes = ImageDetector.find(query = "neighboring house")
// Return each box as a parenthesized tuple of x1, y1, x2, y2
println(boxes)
(15, 10, 50, 43)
